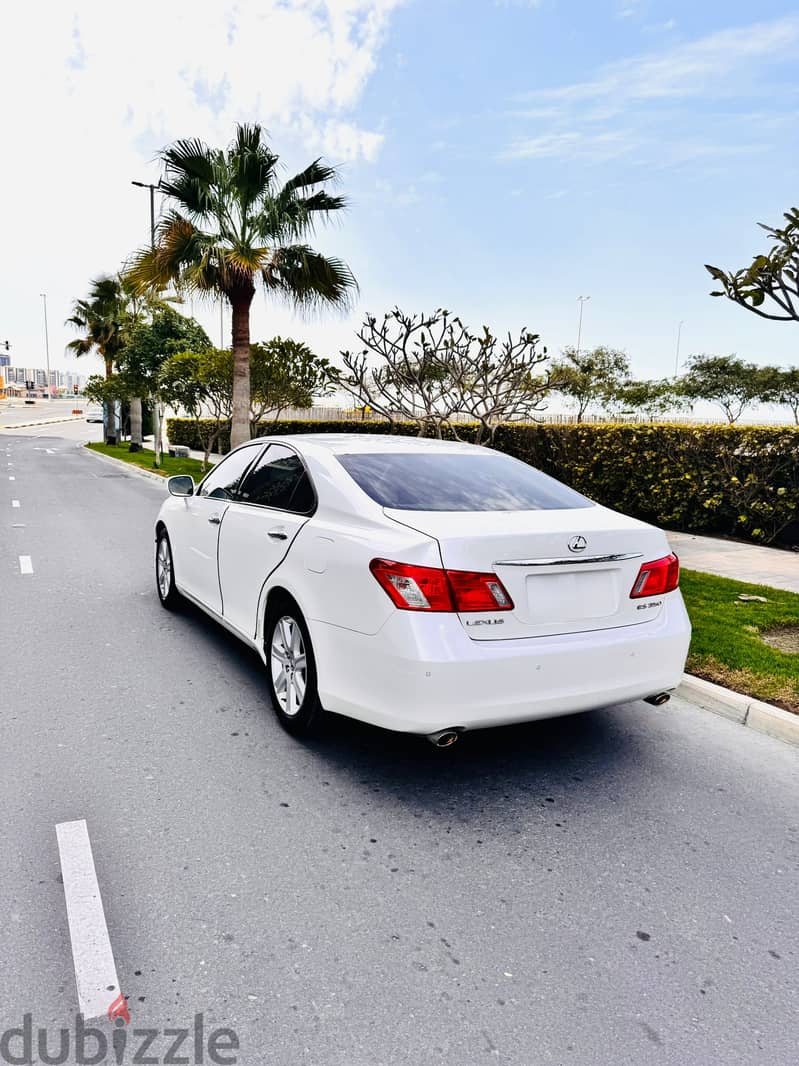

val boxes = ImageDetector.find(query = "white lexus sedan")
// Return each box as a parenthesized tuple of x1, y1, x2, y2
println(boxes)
(154, 435, 691, 745)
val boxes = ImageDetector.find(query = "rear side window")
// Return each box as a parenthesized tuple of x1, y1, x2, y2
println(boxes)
(238, 444, 315, 513)
(336, 451, 592, 511)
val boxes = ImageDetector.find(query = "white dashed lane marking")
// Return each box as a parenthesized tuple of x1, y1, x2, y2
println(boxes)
(56, 820, 122, 1022)
(19, 556, 33, 574)
(11, 500, 20, 508)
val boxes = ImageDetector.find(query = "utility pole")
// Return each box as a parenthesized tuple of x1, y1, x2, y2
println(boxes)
(674, 320, 684, 377)
(576, 295, 590, 354)
(40, 293, 51, 400)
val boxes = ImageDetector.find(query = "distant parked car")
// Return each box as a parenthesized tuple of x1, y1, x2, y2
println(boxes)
(85, 405, 104, 423)
(153, 435, 692, 746)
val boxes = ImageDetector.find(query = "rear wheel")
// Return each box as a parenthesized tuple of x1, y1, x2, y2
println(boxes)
(155, 530, 181, 610)
(265, 601, 324, 737)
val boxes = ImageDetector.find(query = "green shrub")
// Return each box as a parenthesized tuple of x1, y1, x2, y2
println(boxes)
(165, 418, 799, 546)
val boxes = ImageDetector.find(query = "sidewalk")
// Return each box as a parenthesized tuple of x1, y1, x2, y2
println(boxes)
(142, 436, 220, 466)
(666, 530, 799, 594)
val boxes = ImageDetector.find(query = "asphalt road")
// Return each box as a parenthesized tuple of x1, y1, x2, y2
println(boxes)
(1, 430, 797, 1066)
(0, 399, 88, 428)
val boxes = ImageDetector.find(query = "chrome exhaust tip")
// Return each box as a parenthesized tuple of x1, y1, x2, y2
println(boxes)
(427, 729, 461, 748)
(644, 692, 671, 707)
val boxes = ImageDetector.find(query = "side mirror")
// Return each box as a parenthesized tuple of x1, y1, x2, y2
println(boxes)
(167, 475, 195, 497)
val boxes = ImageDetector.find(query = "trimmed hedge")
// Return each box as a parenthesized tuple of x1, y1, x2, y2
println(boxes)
(166, 418, 799, 546)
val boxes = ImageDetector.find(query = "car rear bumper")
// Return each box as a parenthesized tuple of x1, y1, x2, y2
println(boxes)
(310, 592, 691, 734)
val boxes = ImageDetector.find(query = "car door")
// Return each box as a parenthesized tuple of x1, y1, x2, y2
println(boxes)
(170, 443, 265, 613)
(217, 443, 316, 638)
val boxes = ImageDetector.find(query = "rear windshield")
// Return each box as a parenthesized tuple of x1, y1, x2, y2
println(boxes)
(337, 451, 592, 511)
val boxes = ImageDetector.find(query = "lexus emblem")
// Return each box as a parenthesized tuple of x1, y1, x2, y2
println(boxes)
(568, 535, 588, 553)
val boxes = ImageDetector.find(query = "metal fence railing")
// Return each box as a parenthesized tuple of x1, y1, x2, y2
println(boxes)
(266, 406, 791, 427)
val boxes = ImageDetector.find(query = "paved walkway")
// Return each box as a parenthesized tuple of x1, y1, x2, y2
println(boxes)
(666, 530, 799, 594)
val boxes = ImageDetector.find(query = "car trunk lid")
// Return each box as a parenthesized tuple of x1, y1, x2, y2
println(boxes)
(384, 505, 671, 639)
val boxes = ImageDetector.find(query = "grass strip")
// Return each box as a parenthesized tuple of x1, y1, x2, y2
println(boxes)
(681, 568, 799, 714)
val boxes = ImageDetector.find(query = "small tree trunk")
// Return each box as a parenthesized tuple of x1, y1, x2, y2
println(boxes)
(153, 398, 163, 467)
(104, 356, 117, 445)
(129, 398, 143, 452)
(229, 284, 255, 449)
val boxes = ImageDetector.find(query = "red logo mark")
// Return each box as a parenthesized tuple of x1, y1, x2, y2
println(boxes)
(107, 993, 130, 1025)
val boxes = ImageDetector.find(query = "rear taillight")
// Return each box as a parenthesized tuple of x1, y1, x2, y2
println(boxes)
(630, 553, 679, 598)
(446, 569, 514, 611)
(370, 558, 514, 613)
(369, 559, 453, 610)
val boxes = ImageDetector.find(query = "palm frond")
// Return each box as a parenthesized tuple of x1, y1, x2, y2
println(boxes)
(262, 245, 358, 310)
(159, 138, 219, 217)
(229, 137, 278, 215)
(281, 159, 339, 195)
(65, 337, 93, 357)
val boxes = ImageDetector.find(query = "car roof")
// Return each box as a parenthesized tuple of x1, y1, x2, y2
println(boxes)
(267, 433, 487, 455)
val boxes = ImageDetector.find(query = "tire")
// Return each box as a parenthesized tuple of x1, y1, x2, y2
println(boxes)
(265, 600, 325, 737)
(155, 530, 181, 610)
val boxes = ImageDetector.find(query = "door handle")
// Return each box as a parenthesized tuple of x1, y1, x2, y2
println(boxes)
(208, 514, 222, 525)
(267, 528, 288, 540)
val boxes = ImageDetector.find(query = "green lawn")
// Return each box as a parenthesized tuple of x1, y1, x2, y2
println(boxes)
(86, 441, 208, 479)
(681, 568, 799, 714)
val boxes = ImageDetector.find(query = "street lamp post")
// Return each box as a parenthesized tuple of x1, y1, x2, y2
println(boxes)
(131, 180, 160, 248)
(131, 178, 162, 461)
(576, 295, 591, 354)
(40, 293, 51, 400)
(674, 320, 684, 377)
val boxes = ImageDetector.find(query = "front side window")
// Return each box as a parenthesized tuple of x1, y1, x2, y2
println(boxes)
(237, 444, 315, 513)
(336, 451, 592, 511)
(198, 444, 263, 500)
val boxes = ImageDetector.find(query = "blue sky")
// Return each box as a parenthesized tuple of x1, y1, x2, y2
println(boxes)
(2, 0, 797, 381)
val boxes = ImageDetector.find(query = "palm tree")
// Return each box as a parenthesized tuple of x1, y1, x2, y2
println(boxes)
(126, 123, 357, 448)
(68, 275, 166, 449)
(66, 276, 130, 445)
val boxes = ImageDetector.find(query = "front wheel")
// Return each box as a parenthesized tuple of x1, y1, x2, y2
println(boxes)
(265, 604, 324, 737)
(155, 530, 181, 610)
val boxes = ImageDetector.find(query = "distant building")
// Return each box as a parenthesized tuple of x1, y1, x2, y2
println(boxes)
(0, 364, 86, 396)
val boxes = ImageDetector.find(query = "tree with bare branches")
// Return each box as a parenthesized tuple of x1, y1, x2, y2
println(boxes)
(339, 308, 552, 445)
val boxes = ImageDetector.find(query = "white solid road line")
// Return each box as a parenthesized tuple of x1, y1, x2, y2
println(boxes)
(19, 556, 33, 574)
(12, 500, 20, 507)
(55, 820, 122, 1022)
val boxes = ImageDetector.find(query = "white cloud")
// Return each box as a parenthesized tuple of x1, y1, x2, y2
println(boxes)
(0, 0, 404, 370)
(506, 129, 637, 162)
(505, 15, 799, 164)
(319, 120, 385, 161)
(519, 15, 799, 108)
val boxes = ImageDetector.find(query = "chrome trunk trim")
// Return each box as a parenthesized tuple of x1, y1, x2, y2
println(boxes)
(494, 552, 644, 567)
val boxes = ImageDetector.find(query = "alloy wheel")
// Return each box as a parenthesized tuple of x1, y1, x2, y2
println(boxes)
(157, 538, 172, 600)
(270, 615, 308, 717)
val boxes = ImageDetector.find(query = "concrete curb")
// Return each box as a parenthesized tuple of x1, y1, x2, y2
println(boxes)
(678, 674, 799, 747)
(0, 416, 84, 430)
(81, 444, 169, 487)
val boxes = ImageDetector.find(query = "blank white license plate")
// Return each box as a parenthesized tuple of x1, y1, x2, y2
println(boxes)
(525, 570, 619, 624)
